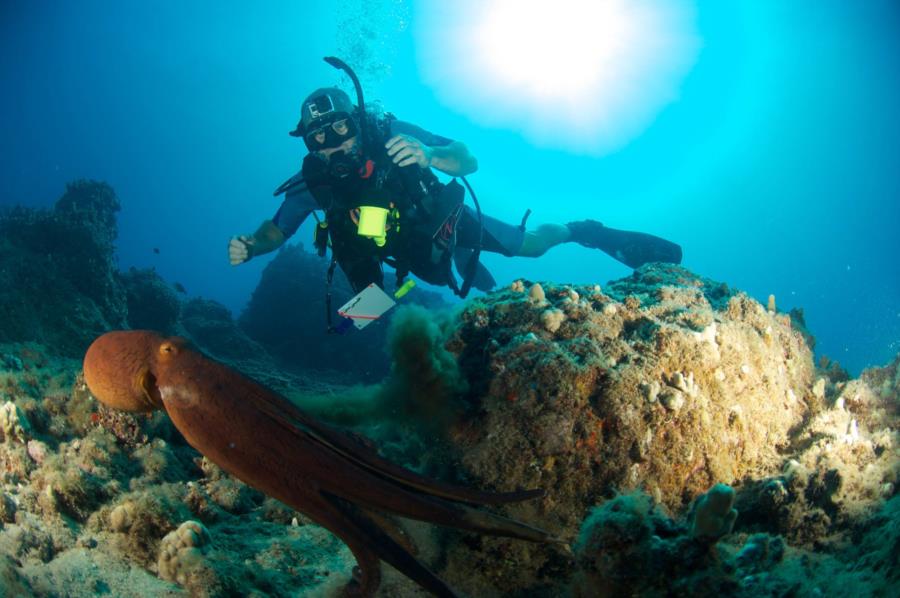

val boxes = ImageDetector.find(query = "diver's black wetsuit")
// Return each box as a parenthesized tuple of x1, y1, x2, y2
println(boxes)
(271, 118, 516, 293)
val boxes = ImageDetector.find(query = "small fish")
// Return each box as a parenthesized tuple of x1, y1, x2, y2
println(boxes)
(173, 282, 186, 294)
(152, 247, 160, 254)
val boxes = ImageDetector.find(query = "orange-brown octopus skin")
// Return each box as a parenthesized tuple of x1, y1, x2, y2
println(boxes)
(83, 331, 560, 598)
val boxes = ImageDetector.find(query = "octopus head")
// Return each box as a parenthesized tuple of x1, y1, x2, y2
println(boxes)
(83, 330, 185, 412)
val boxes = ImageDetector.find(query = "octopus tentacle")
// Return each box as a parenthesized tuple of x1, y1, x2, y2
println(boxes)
(320, 491, 459, 598)
(243, 375, 543, 505)
(230, 382, 559, 543)
(326, 471, 558, 544)
(289, 493, 385, 598)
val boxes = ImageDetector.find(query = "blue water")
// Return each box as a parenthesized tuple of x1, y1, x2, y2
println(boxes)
(1, 1, 898, 374)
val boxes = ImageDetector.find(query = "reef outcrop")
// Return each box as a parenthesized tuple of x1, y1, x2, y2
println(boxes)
(0, 180, 127, 356)
(446, 265, 812, 518)
(0, 182, 330, 386)
(120, 267, 182, 336)
(422, 265, 899, 596)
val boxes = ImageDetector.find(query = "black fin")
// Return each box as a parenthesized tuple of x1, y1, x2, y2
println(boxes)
(568, 220, 683, 268)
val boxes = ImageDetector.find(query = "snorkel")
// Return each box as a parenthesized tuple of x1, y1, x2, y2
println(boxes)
(323, 56, 370, 158)
(322, 56, 388, 239)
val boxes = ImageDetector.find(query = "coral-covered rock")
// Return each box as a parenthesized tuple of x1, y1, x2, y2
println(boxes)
(181, 298, 268, 363)
(0, 401, 31, 443)
(157, 520, 212, 586)
(571, 491, 732, 597)
(119, 267, 181, 335)
(449, 265, 812, 515)
(736, 354, 900, 547)
(437, 264, 815, 592)
(569, 487, 876, 598)
(197, 458, 263, 515)
(0, 181, 127, 355)
(95, 488, 194, 567)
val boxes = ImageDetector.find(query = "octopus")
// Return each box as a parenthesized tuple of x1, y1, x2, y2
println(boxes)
(83, 331, 561, 597)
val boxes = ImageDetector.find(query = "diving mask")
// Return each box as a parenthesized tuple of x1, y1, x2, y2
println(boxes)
(304, 116, 358, 152)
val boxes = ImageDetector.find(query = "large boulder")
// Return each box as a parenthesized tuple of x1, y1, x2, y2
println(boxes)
(435, 264, 816, 594)
(119, 267, 181, 336)
(0, 180, 127, 355)
(182, 298, 266, 364)
(449, 265, 813, 515)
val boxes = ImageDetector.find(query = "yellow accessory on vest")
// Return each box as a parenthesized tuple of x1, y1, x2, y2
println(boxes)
(356, 206, 389, 247)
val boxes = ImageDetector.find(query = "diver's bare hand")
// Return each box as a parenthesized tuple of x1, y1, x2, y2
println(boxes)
(385, 134, 433, 168)
(228, 235, 254, 266)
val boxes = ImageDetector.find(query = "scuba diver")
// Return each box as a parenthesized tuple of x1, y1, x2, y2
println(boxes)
(229, 58, 682, 314)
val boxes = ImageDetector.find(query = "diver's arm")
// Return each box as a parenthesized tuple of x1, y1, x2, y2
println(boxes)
(429, 140, 478, 176)
(386, 135, 478, 177)
(228, 220, 286, 266)
(230, 183, 316, 266)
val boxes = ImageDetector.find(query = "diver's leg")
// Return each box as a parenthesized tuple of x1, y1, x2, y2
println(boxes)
(516, 223, 572, 257)
(453, 211, 569, 258)
(455, 208, 681, 273)
(516, 220, 683, 267)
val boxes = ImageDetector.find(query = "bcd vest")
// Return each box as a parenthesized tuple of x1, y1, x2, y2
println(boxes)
(301, 123, 465, 293)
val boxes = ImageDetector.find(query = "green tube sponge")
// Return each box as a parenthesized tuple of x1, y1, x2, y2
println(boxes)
(691, 483, 738, 541)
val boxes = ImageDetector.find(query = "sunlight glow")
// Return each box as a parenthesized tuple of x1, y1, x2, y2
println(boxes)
(476, 1, 635, 100)
(416, 0, 700, 155)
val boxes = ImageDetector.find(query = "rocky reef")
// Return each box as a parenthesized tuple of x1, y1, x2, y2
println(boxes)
(0, 183, 368, 391)
(120, 267, 182, 337)
(424, 266, 899, 596)
(0, 180, 127, 356)
(447, 266, 812, 520)
(0, 341, 357, 597)
(0, 181, 897, 597)
(1, 264, 896, 596)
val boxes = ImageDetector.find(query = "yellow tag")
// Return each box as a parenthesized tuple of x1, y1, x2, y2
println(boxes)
(394, 279, 416, 299)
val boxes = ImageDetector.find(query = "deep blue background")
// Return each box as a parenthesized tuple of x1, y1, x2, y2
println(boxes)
(2, 1, 898, 374)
